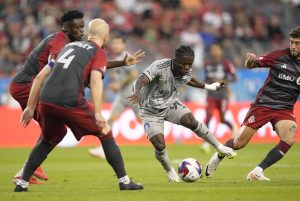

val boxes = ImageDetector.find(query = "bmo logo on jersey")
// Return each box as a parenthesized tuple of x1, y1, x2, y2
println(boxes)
(278, 73, 300, 84)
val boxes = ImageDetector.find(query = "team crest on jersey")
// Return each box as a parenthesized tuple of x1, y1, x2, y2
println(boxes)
(144, 122, 150, 131)
(248, 115, 255, 123)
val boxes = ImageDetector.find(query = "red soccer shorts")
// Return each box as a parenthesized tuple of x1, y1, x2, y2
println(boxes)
(38, 102, 113, 145)
(242, 105, 296, 129)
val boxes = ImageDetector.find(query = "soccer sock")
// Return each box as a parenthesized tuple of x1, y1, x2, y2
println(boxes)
(217, 138, 234, 159)
(258, 140, 291, 170)
(193, 122, 222, 150)
(154, 149, 173, 172)
(22, 140, 55, 181)
(100, 137, 127, 179)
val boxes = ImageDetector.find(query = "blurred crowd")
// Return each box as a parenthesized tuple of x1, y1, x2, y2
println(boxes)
(0, 0, 299, 104)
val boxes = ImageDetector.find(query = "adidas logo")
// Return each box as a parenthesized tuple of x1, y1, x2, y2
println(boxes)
(281, 64, 287, 69)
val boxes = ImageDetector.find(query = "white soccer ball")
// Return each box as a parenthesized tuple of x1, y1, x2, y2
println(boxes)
(178, 158, 202, 182)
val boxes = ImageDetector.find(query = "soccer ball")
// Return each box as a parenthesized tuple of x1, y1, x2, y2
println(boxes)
(178, 158, 202, 182)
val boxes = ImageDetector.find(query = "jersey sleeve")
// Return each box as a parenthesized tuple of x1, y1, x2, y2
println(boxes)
(90, 48, 107, 74)
(48, 34, 66, 59)
(143, 60, 160, 81)
(257, 50, 282, 68)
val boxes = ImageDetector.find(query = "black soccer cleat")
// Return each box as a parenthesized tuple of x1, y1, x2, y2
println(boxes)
(119, 181, 144, 190)
(14, 185, 28, 192)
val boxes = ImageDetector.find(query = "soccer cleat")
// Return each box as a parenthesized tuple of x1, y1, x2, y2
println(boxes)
(167, 168, 181, 182)
(14, 185, 28, 192)
(13, 176, 44, 185)
(13, 179, 29, 192)
(89, 146, 106, 159)
(216, 145, 237, 159)
(247, 168, 270, 181)
(33, 166, 49, 180)
(119, 181, 144, 190)
(205, 152, 222, 178)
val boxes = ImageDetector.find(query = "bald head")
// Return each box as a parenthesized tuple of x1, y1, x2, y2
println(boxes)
(87, 19, 110, 47)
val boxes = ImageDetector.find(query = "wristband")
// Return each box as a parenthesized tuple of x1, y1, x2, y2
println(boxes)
(48, 60, 55, 68)
(204, 82, 220, 91)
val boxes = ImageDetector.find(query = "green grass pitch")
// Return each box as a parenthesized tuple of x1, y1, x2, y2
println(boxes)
(0, 143, 300, 201)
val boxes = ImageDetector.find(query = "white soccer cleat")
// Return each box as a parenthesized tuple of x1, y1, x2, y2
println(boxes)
(167, 168, 181, 182)
(217, 145, 237, 159)
(89, 146, 106, 159)
(247, 167, 270, 181)
(205, 152, 222, 178)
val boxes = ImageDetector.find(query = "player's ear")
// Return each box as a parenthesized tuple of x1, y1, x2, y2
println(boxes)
(62, 22, 70, 32)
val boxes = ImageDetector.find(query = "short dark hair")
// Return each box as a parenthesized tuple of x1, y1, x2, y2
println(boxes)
(60, 10, 84, 23)
(113, 35, 126, 43)
(175, 45, 194, 58)
(289, 26, 300, 38)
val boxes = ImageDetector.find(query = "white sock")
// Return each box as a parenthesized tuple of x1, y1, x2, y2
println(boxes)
(17, 179, 29, 188)
(254, 166, 263, 173)
(194, 122, 221, 149)
(155, 149, 173, 172)
(119, 175, 130, 184)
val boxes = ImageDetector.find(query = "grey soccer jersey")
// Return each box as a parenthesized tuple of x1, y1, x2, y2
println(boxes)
(140, 59, 192, 110)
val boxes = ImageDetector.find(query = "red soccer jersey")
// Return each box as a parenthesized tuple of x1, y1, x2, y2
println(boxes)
(12, 31, 69, 83)
(254, 48, 300, 110)
(39, 41, 107, 108)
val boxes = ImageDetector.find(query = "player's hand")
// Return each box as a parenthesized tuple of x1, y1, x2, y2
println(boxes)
(245, 53, 257, 68)
(95, 112, 106, 128)
(217, 80, 226, 89)
(123, 49, 145, 66)
(20, 107, 35, 128)
(101, 124, 111, 135)
(127, 92, 142, 106)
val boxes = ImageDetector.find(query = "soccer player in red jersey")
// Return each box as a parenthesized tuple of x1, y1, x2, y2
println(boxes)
(205, 26, 300, 181)
(10, 10, 85, 184)
(202, 43, 237, 153)
(14, 19, 143, 192)
(10, 10, 144, 185)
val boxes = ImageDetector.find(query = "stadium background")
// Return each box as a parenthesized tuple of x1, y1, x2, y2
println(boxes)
(0, 0, 300, 147)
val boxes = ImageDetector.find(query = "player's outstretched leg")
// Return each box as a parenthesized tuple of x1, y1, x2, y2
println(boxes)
(100, 136, 143, 190)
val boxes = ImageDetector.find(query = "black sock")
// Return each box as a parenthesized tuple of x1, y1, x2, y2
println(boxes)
(22, 140, 55, 181)
(258, 140, 291, 170)
(100, 137, 126, 179)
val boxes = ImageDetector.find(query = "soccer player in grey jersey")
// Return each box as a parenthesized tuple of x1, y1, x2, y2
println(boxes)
(128, 45, 236, 182)
(205, 26, 300, 181)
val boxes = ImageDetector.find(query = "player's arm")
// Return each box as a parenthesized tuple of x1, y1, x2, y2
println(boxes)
(245, 53, 260, 69)
(90, 70, 111, 134)
(187, 77, 226, 91)
(20, 61, 54, 128)
(127, 74, 150, 105)
(106, 49, 145, 69)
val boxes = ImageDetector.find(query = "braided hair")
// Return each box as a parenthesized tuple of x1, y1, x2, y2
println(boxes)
(175, 45, 194, 59)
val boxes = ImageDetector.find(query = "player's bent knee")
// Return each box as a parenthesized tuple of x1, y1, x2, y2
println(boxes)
(180, 113, 198, 130)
